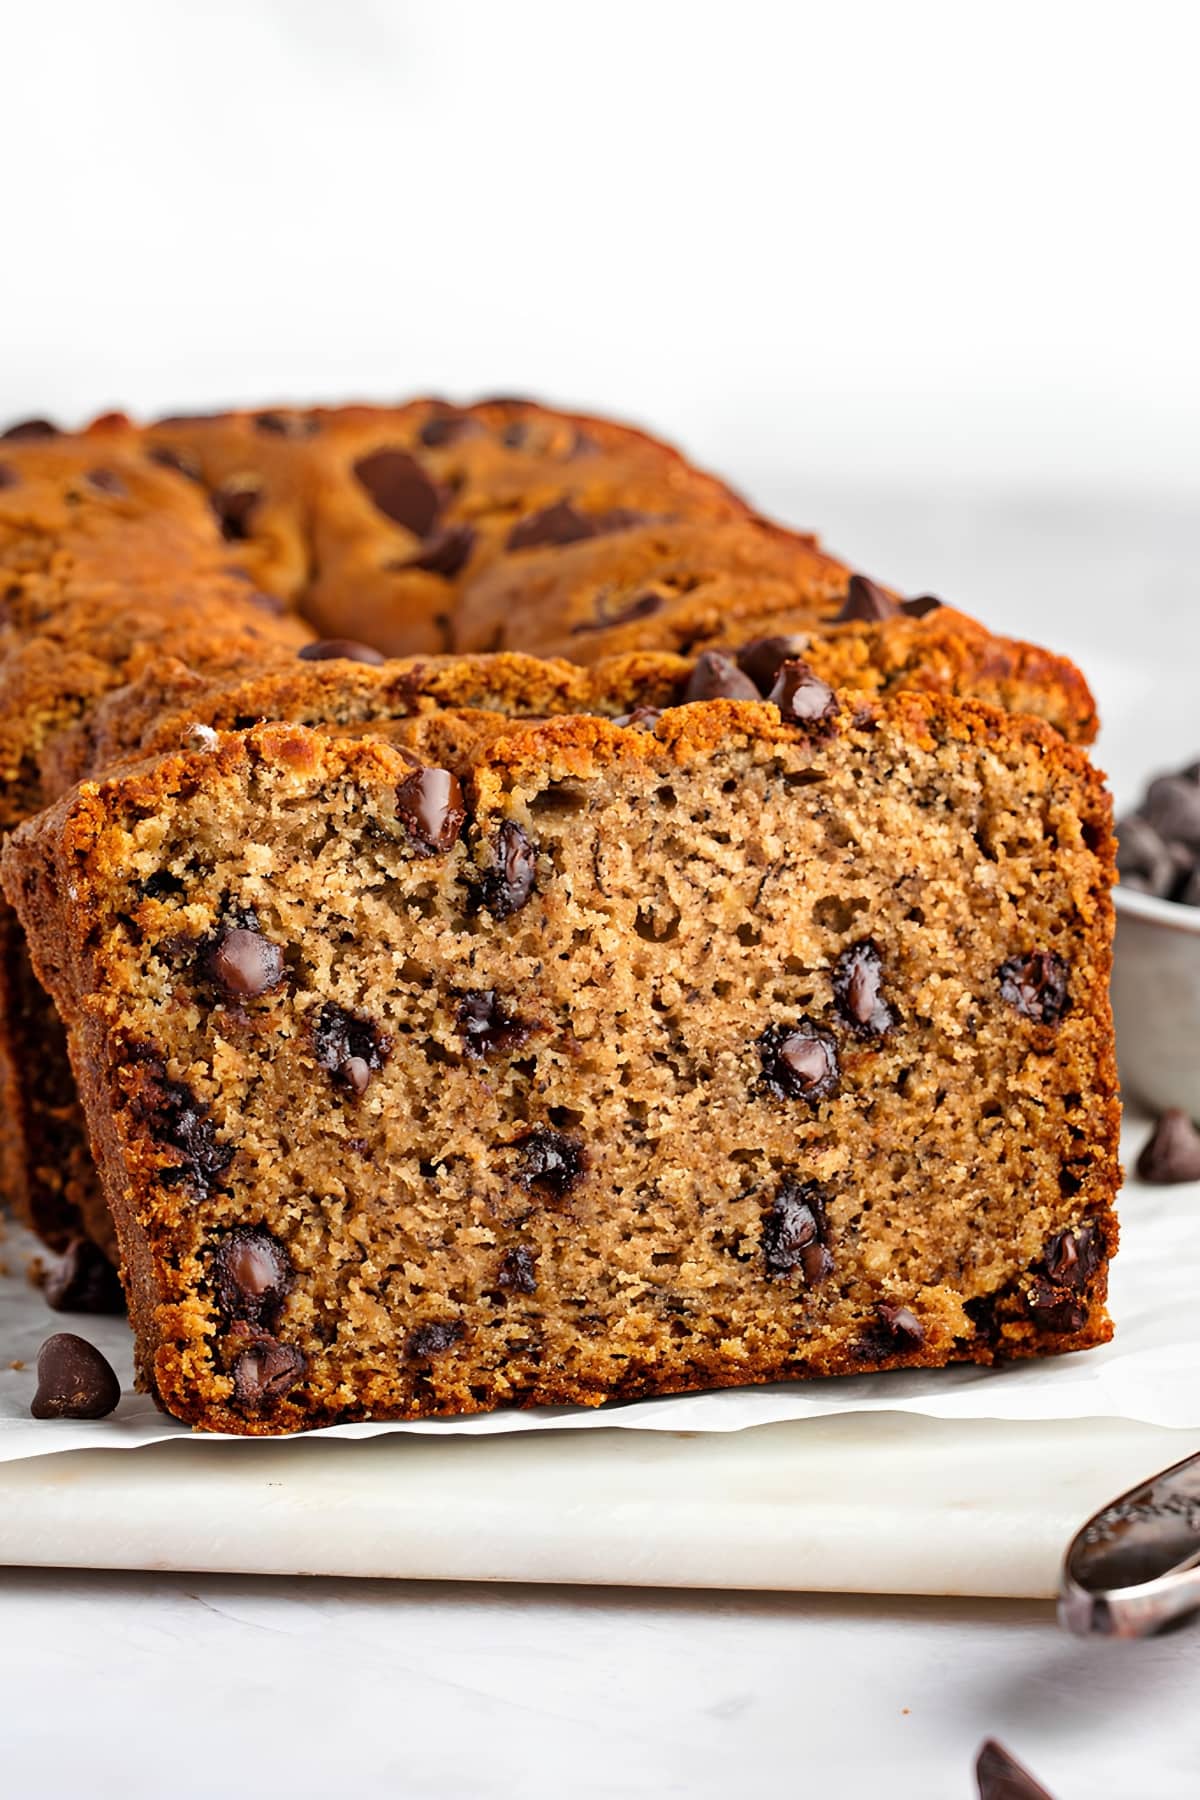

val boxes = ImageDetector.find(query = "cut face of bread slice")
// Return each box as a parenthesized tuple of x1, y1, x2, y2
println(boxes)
(4, 681, 1119, 1432)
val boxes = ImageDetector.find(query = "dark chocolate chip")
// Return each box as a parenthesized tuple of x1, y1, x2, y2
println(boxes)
(31, 1333, 120, 1419)
(399, 522, 477, 578)
(418, 411, 477, 448)
(758, 1020, 840, 1101)
(1144, 772, 1200, 849)
(476, 820, 537, 918)
(831, 574, 900, 623)
(458, 989, 530, 1058)
(85, 467, 127, 496)
(571, 590, 663, 634)
(736, 634, 810, 694)
(767, 659, 838, 728)
(1044, 1223, 1102, 1289)
(213, 1227, 293, 1324)
(975, 1737, 1057, 1800)
(134, 1065, 234, 1193)
(146, 444, 204, 483)
(873, 1302, 926, 1351)
(1136, 1109, 1200, 1183)
(44, 1238, 125, 1315)
(406, 1319, 464, 1360)
(140, 870, 186, 901)
(254, 411, 318, 437)
(395, 766, 466, 855)
(231, 1340, 306, 1409)
(313, 1002, 390, 1094)
(298, 637, 386, 665)
(0, 462, 18, 490)
(517, 1127, 586, 1199)
(1025, 1278, 1087, 1334)
(762, 1179, 834, 1283)
(998, 951, 1070, 1024)
(198, 923, 284, 1001)
(244, 587, 288, 617)
(1116, 814, 1180, 897)
(902, 594, 944, 619)
(832, 939, 894, 1037)
(507, 500, 597, 551)
(682, 651, 761, 704)
(1, 418, 60, 442)
(353, 447, 443, 536)
(611, 705, 662, 731)
(211, 481, 262, 542)
(496, 1247, 538, 1293)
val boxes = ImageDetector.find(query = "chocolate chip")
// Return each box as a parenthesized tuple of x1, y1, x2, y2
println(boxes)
(30, 1333, 120, 1419)
(298, 637, 386, 664)
(231, 1340, 306, 1409)
(0, 462, 18, 490)
(832, 939, 894, 1037)
(399, 522, 477, 578)
(476, 820, 537, 918)
(902, 594, 944, 619)
(1116, 814, 1179, 897)
(395, 766, 466, 855)
(245, 588, 288, 617)
(611, 705, 662, 731)
(831, 574, 900, 623)
(1, 418, 59, 441)
(133, 1064, 234, 1193)
(212, 1227, 293, 1324)
(767, 659, 838, 728)
(211, 480, 261, 542)
(998, 950, 1069, 1024)
(313, 1002, 390, 1094)
(1136, 1109, 1200, 1183)
(762, 1179, 834, 1283)
(517, 1127, 586, 1199)
(1025, 1278, 1087, 1334)
(975, 1737, 1057, 1800)
(406, 1319, 464, 1360)
(198, 923, 284, 1000)
(758, 1020, 840, 1101)
(458, 990, 530, 1058)
(254, 411, 318, 437)
(682, 651, 761, 704)
(146, 444, 204, 483)
(496, 1247, 538, 1293)
(571, 590, 663, 634)
(1144, 772, 1200, 849)
(507, 500, 597, 551)
(1044, 1223, 1102, 1288)
(873, 1302, 925, 1351)
(85, 467, 127, 496)
(353, 447, 443, 536)
(44, 1238, 125, 1315)
(418, 411, 476, 448)
(736, 634, 810, 694)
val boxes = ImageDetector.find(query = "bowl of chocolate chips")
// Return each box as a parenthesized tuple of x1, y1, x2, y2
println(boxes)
(1113, 758, 1200, 1117)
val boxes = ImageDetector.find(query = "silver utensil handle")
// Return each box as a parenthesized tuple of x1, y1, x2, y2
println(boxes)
(1059, 1447, 1200, 1637)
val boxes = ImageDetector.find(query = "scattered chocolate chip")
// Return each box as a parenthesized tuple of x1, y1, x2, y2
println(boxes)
(231, 1339, 306, 1409)
(0, 462, 18, 490)
(1116, 814, 1180, 897)
(873, 1302, 926, 1351)
(1, 418, 60, 441)
(998, 950, 1069, 1024)
(832, 939, 894, 1037)
(85, 467, 127, 496)
(476, 820, 537, 918)
(399, 521, 477, 578)
(212, 1227, 293, 1324)
(611, 705, 662, 731)
(313, 1002, 391, 1094)
(1136, 1109, 1200, 1183)
(133, 1065, 234, 1193)
(198, 922, 284, 1000)
(507, 500, 597, 551)
(831, 574, 900, 623)
(1044, 1223, 1102, 1288)
(254, 411, 318, 437)
(975, 1738, 1057, 1800)
(418, 411, 476, 448)
(682, 651, 761, 704)
(1144, 771, 1200, 848)
(767, 659, 838, 728)
(298, 637, 385, 664)
(353, 447, 443, 536)
(395, 766, 466, 854)
(211, 480, 262, 542)
(517, 1127, 586, 1198)
(496, 1246, 538, 1293)
(458, 990, 530, 1058)
(44, 1238, 125, 1315)
(406, 1319, 464, 1360)
(762, 1179, 834, 1283)
(902, 594, 944, 619)
(146, 444, 204, 483)
(571, 590, 663, 634)
(1025, 1278, 1087, 1334)
(736, 634, 810, 694)
(758, 1020, 840, 1101)
(30, 1333, 120, 1419)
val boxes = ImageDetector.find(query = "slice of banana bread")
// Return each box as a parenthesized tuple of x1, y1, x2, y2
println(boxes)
(4, 678, 1119, 1432)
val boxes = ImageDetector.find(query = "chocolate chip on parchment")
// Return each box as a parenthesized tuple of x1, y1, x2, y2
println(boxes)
(44, 1239, 125, 1315)
(31, 1333, 120, 1419)
(682, 651, 761, 704)
(736, 634, 810, 694)
(832, 939, 894, 1038)
(476, 820, 537, 918)
(395, 766, 466, 854)
(1135, 1109, 1200, 1184)
(758, 1020, 840, 1101)
(298, 637, 385, 664)
(767, 659, 838, 728)
(353, 447, 443, 536)
(831, 574, 900, 623)
(213, 1227, 293, 1324)
(231, 1340, 306, 1409)
(975, 1738, 1058, 1800)
(998, 951, 1069, 1024)
(762, 1179, 834, 1283)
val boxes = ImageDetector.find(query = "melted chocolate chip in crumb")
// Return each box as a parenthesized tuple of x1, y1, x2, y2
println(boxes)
(762, 1179, 834, 1283)
(975, 1738, 1058, 1800)
(406, 1320, 464, 1360)
(458, 990, 530, 1058)
(517, 1127, 586, 1199)
(198, 923, 284, 1001)
(682, 651, 761, 704)
(44, 1239, 125, 1315)
(1136, 1109, 1200, 1183)
(1043, 1223, 1102, 1289)
(353, 447, 444, 536)
(31, 1333, 120, 1419)
(831, 574, 900, 623)
(767, 659, 838, 728)
(298, 637, 385, 665)
(232, 1340, 306, 1409)
(872, 1303, 925, 1352)
(395, 767, 466, 855)
(1025, 1278, 1087, 1334)
(476, 820, 537, 918)
(758, 1020, 840, 1101)
(213, 1227, 293, 1324)
(832, 940, 894, 1037)
(313, 1003, 390, 1095)
(133, 1064, 234, 1194)
(998, 951, 1070, 1024)
(496, 1247, 538, 1293)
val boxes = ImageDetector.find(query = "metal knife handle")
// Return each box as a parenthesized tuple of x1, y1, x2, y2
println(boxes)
(1059, 1447, 1200, 1637)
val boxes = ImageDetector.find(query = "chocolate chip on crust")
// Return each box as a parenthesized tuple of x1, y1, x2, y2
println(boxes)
(767, 660, 838, 727)
(353, 447, 443, 536)
(682, 651, 761, 704)
(831, 574, 900, 623)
